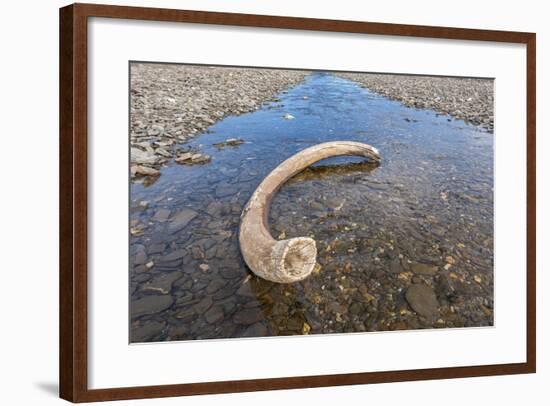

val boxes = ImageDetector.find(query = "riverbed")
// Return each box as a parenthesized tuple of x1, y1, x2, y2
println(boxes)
(129, 72, 494, 342)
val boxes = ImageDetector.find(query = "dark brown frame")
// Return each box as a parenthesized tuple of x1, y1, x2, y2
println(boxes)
(59, 3, 536, 402)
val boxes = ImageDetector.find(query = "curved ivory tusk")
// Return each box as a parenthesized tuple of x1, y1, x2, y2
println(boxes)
(239, 141, 381, 283)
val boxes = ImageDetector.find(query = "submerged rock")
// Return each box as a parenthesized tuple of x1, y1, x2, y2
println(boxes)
(168, 208, 198, 234)
(175, 152, 211, 165)
(410, 262, 439, 276)
(131, 165, 160, 177)
(213, 138, 245, 148)
(204, 306, 224, 324)
(141, 272, 182, 294)
(233, 308, 265, 325)
(132, 295, 174, 318)
(131, 320, 166, 342)
(241, 322, 268, 337)
(405, 284, 439, 319)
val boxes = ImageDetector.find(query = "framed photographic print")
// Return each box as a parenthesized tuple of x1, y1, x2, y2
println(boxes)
(59, 3, 536, 402)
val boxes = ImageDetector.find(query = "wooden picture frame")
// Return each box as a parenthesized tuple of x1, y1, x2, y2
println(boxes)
(59, 3, 536, 402)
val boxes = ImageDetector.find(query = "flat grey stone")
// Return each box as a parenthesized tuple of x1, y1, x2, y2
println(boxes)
(233, 308, 265, 325)
(204, 306, 224, 324)
(410, 263, 439, 276)
(405, 284, 439, 319)
(141, 272, 182, 294)
(241, 322, 268, 337)
(132, 295, 174, 318)
(168, 208, 198, 234)
(131, 320, 166, 342)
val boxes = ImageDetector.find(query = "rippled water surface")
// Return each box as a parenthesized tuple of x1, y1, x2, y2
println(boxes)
(129, 73, 493, 342)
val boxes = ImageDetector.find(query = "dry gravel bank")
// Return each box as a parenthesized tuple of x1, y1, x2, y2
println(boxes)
(130, 63, 309, 177)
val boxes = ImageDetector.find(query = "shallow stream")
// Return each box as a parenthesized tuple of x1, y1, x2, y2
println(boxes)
(129, 72, 494, 342)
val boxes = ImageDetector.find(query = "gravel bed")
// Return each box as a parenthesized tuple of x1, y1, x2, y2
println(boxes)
(130, 63, 309, 177)
(336, 73, 494, 132)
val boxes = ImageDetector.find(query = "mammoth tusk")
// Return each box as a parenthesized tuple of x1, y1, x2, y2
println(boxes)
(239, 141, 381, 283)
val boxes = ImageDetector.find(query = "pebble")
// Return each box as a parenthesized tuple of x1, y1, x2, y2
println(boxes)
(168, 208, 198, 234)
(131, 320, 166, 342)
(233, 308, 265, 325)
(410, 262, 439, 276)
(141, 272, 182, 294)
(132, 295, 174, 318)
(131, 165, 160, 177)
(206, 279, 225, 294)
(194, 296, 213, 314)
(241, 322, 268, 337)
(213, 138, 245, 148)
(405, 284, 440, 319)
(151, 208, 171, 222)
(215, 185, 236, 198)
(204, 306, 224, 324)
(158, 249, 186, 263)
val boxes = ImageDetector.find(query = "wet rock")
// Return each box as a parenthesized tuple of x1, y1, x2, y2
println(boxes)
(158, 249, 186, 263)
(410, 263, 438, 276)
(236, 283, 255, 297)
(134, 273, 152, 283)
(148, 124, 164, 136)
(405, 284, 439, 318)
(219, 268, 242, 279)
(131, 244, 145, 256)
(132, 295, 174, 318)
(349, 302, 364, 316)
(155, 148, 172, 158)
(175, 152, 193, 163)
(141, 272, 182, 294)
(194, 296, 213, 313)
(191, 153, 211, 164)
(241, 322, 268, 337)
(215, 184, 236, 198)
(233, 307, 265, 325)
(204, 306, 224, 324)
(175, 308, 195, 322)
(151, 208, 171, 222)
(309, 201, 324, 211)
(131, 165, 160, 177)
(213, 284, 237, 300)
(147, 243, 166, 255)
(206, 201, 224, 216)
(176, 152, 211, 165)
(168, 208, 198, 234)
(213, 138, 245, 148)
(131, 320, 166, 342)
(131, 147, 160, 165)
(206, 279, 225, 294)
(133, 264, 149, 274)
(191, 246, 204, 260)
(325, 197, 345, 210)
(133, 249, 147, 266)
(287, 317, 304, 331)
(388, 258, 403, 274)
